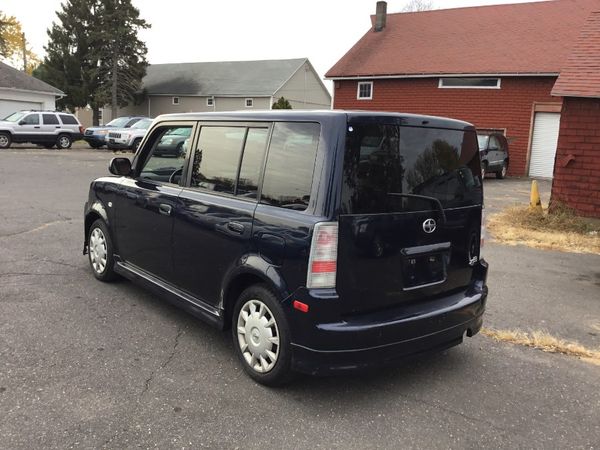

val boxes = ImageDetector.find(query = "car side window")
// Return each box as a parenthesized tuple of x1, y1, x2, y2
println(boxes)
(59, 114, 78, 125)
(21, 114, 40, 125)
(43, 114, 59, 125)
(190, 126, 246, 194)
(237, 128, 269, 198)
(139, 125, 192, 184)
(260, 122, 320, 210)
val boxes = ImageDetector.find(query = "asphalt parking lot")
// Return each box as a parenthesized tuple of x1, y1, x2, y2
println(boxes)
(1, 147, 599, 449)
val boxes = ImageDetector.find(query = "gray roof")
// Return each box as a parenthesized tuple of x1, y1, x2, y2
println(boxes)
(0, 61, 63, 95)
(142, 58, 308, 96)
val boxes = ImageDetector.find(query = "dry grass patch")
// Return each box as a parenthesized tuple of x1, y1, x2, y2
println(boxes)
(487, 204, 600, 254)
(482, 328, 600, 366)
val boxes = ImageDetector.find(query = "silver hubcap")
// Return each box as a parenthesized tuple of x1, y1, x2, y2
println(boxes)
(236, 299, 280, 373)
(89, 227, 108, 274)
(0, 135, 8, 147)
(501, 165, 507, 177)
(58, 137, 70, 148)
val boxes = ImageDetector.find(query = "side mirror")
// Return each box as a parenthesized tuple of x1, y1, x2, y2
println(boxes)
(109, 157, 132, 176)
(18, 120, 26, 125)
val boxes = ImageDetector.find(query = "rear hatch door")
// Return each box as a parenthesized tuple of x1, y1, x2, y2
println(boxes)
(337, 120, 483, 315)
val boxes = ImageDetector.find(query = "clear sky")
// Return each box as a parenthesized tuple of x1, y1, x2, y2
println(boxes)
(2, 0, 547, 87)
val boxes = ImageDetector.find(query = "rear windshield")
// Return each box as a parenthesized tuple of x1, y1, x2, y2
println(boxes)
(341, 123, 482, 214)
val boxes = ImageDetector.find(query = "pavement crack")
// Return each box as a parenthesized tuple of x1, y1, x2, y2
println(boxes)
(139, 326, 184, 398)
(0, 219, 72, 238)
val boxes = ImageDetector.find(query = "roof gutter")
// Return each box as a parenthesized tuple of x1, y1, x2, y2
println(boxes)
(326, 72, 560, 80)
(0, 86, 65, 96)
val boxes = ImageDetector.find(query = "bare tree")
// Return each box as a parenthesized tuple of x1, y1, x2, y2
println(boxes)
(402, 0, 434, 12)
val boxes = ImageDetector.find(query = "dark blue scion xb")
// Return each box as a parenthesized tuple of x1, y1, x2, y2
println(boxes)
(83, 110, 488, 385)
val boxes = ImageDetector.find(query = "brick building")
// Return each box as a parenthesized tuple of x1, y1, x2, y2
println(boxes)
(551, 11, 600, 218)
(326, 0, 598, 179)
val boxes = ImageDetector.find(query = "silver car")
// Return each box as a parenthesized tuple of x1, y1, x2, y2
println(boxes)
(0, 110, 83, 149)
(107, 118, 153, 151)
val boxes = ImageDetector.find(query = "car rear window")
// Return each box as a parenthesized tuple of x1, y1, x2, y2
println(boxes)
(59, 114, 78, 125)
(341, 123, 482, 214)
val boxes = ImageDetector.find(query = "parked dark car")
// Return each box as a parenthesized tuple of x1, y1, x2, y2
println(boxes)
(83, 111, 488, 385)
(83, 116, 145, 148)
(478, 132, 509, 179)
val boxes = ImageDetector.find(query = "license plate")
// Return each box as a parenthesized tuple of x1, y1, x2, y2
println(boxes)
(401, 252, 446, 290)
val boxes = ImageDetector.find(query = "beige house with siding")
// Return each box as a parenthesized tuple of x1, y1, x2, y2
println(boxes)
(98, 58, 330, 124)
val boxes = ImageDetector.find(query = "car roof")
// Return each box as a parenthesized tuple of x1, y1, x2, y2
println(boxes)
(153, 110, 475, 131)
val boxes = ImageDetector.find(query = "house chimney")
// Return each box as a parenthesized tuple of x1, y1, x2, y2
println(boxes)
(375, 1, 387, 32)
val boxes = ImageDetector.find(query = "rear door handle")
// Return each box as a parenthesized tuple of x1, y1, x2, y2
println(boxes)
(159, 204, 172, 216)
(227, 221, 245, 234)
(34, 126, 40, 129)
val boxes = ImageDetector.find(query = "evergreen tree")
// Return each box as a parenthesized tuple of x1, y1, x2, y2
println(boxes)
(94, 0, 149, 119)
(272, 97, 293, 109)
(34, 0, 149, 124)
(34, 0, 101, 115)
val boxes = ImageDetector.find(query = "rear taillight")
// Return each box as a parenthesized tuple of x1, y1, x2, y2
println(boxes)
(307, 222, 338, 289)
(79, 126, 84, 134)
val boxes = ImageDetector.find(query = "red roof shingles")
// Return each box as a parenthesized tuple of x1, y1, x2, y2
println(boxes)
(552, 11, 600, 97)
(326, 0, 599, 78)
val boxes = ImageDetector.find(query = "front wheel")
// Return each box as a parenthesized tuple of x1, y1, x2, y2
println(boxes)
(232, 285, 293, 386)
(88, 219, 118, 281)
(56, 134, 72, 149)
(0, 132, 11, 149)
(131, 138, 142, 152)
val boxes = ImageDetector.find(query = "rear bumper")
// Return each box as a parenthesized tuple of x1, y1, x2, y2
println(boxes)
(288, 260, 488, 375)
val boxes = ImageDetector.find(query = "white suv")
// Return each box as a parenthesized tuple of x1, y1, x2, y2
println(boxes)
(0, 110, 83, 149)
(106, 117, 153, 151)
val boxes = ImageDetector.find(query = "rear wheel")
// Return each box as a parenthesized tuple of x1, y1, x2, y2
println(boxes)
(88, 219, 118, 281)
(232, 285, 293, 386)
(89, 143, 102, 149)
(496, 161, 508, 179)
(0, 132, 11, 149)
(56, 134, 72, 149)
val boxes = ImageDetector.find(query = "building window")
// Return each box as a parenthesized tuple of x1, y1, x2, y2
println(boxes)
(439, 78, 501, 89)
(245, 98, 254, 108)
(172, 97, 180, 105)
(207, 97, 214, 107)
(357, 82, 373, 100)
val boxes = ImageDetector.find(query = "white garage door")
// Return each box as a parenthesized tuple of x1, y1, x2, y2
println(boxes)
(0, 100, 43, 120)
(528, 112, 561, 178)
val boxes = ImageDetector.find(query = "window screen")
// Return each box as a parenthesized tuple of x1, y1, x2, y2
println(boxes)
(261, 122, 320, 210)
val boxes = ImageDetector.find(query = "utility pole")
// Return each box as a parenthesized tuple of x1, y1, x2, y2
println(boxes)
(21, 32, 27, 72)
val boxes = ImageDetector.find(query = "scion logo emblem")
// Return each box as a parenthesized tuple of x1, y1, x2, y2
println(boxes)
(423, 218, 436, 234)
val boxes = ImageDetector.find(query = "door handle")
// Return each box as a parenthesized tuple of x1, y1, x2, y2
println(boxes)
(159, 204, 172, 216)
(227, 221, 245, 234)
(34, 126, 40, 129)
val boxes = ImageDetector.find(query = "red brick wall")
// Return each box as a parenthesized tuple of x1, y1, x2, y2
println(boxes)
(333, 77, 560, 176)
(551, 97, 600, 218)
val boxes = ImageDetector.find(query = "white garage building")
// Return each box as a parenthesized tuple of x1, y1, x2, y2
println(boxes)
(0, 62, 63, 119)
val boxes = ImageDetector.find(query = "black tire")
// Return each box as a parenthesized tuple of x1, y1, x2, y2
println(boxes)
(87, 219, 118, 282)
(0, 132, 11, 149)
(232, 284, 294, 386)
(56, 134, 73, 149)
(131, 138, 142, 152)
(89, 143, 102, 149)
(496, 161, 508, 179)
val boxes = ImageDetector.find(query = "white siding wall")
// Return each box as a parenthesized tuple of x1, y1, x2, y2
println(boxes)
(274, 62, 331, 109)
(0, 89, 56, 119)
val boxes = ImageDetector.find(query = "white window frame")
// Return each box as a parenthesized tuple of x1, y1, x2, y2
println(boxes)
(245, 98, 254, 108)
(438, 78, 501, 89)
(172, 97, 180, 105)
(207, 97, 214, 107)
(357, 81, 373, 100)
